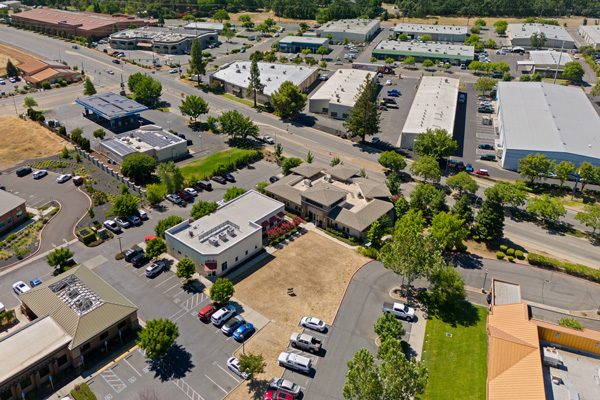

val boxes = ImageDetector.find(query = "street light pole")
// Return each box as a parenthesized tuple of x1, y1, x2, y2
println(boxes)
(482, 268, 489, 292)
(117, 236, 122, 253)
(542, 279, 551, 304)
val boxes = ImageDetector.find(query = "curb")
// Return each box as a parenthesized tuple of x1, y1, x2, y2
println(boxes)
(73, 186, 93, 238)
(330, 259, 377, 325)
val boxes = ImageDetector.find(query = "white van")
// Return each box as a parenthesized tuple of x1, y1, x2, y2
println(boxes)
(278, 352, 312, 373)
(211, 305, 236, 326)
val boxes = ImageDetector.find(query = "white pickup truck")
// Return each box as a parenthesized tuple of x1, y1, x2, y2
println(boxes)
(382, 302, 416, 322)
(290, 332, 322, 353)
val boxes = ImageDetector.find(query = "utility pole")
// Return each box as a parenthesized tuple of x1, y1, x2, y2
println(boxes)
(553, 40, 565, 84)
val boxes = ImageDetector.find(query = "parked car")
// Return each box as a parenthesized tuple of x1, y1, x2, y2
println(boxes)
(212, 176, 227, 184)
(384, 97, 397, 104)
(13, 281, 31, 295)
(269, 176, 280, 183)
(387, 89, 400, 97)
(480, 154, 496, 161)
(478, 143, 494, 150)
(262, 135, 275, 144)
(56, 174, 72, 183)
(198, 302, 221, 322)
(124, 246, 143, 262)
(177, 190, 194, 203)
(115, 217, 131, 229)
(371, 136, 381, 144)
(29, 278, 43, 287)
(233, 322, 255, 341)
(268, 378, 301, 397)
(169, 68, 179, 74)
(300, 316, 326, 332)
(15, 166, 32, 177)
(465, 164, 474, 173)
(184, 187, 198, 197)
(478, 106, 494, 114)
(382, 302, 415, 322)
(264, 390, 294, 400)
(289, 332, 322, 353)
(73, 176, 84, 186)
(198, 180, 212, 191)
(224, 173, 236, 182)
(145, 260, 167, 277)
(112, 59, 121, 64)
(138, 209, 149, 220)
(32, 170, 48, 179)
(475, 169, 490, 176)
(127, 215, 142, 226)
(103, 219, 122, 233)
(458, 93, 466, 103)
(221, 315, 245, 335)
(131, 252, 148, 267)
(278, 352, 312, 374)
(227, 357, 249, 380)
(385, 79, 392, 85)
(166, 193, 184, 205)
(211, 304, 237, 326)
(460, 63, 467, 69)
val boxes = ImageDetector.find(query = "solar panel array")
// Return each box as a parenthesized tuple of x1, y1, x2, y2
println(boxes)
(49, 275, 104, 316)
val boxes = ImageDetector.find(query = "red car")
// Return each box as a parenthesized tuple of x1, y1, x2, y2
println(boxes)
(264, 390, 294, 400)
(198, 302, 220, 322)
(475, 169, 490, 176)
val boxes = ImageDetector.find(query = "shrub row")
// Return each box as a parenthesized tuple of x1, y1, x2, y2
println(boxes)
(527, 253, 600, 283)
(584, 55, 600, 77)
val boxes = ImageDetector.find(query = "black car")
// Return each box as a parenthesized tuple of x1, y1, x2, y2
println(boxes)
(131, 252, 148, 267)
(480, 154, 496, 161)
(212, 176, 227, 184)
(198, 180, 212, 191)
(124, 246, 143, 262)
(178, 191, 194, 203)
(112, 59, 121, 64)
(269, 176, 279, 183)
(15, 166, 32, 177)
(478, 144, 494, 150)
(224, 173, 236, 182)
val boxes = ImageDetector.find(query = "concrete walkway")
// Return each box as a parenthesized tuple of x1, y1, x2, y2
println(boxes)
(407, 309, 427, 361)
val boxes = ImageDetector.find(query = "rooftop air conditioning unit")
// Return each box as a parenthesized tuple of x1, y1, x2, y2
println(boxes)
(209, 237, 219, 246)
(236, 69, 241, 73)
(304, 179, 312, 187)
(188, 231, 194, 237)
(227, 228, 236, 237)
(270, 65, 275, 69)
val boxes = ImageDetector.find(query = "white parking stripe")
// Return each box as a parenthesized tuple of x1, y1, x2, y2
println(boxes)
(214, 363, 241, 383)
(173, 378, 205, 400)
(162, 282, 181, 294)
(123, 356, 141, 376)
(204, 374, 228, 394)
(154, 274, 176, 287)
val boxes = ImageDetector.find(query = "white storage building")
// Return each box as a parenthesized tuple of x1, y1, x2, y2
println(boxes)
(393, 23, 467, 42)
(496, 82, 600, 170)
(316, 19, 380, 43)
(578, 25, 600, 49)
(507, 23, 576, 49)
(399, 76, 459, 149)
(516, 50, 573, 75)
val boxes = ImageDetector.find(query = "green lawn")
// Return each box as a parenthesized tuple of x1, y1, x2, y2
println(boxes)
(179, 148, 259, 180)
(421, 304, 488, 400)
(222, 93, 254, 107)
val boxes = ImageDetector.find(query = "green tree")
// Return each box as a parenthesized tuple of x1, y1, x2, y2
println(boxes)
(555, 161, 576, 187)
(494, 20, 508, 35)
(578, 162, 597, 192)
(394, 196, 410, 219)
(282, 157, 303, 175)
(530, 32, 546, 49)
(274, 143, 283, 159)
(430, 211, 468, 251)
(402, 56, 416, 67)
(271, 80, 307, 119)
(367, 217, 388, 249)
(92, 128, 105, 140)
(422, 59, 434, 68)
(155, 215, 184, 238)
(219, 110, 259, 139)
(474, 77, 496, 94)
(138, 319, 179, 360)
(179, 95, 209, 124)
(175, 258, 196, 281)
(452, 194, 474, 226)
(413, 129, 458, 160)
(212, 9, 229, 22)
(488, 181, 528, 208)
(210, 277, 235, 304)
(374, 313, 405, 343)
(191, 200, 218, 220)
(223, 186, 246, 201)
(344, 74, 380, 142)
(305, 150, 314, 163)
(518, 153, 555, 184)
(409, 183, 448, 219)
(378, 151, 406, 172)
(343, 349, 382, 400)
(330, 156, 342, 166)
(83, 77, 96, 95)
(398, 33, 409, 41)
(475, 189, 504, 242)
(421, 34, 432, 42)
(429, 261, 466, 307)
(110, 193, 140, 218)
(526, 195, 566, 225)
(23, 95, 37, 110)
(591, 81, 600, 96)
(188, 39, 206, 87)
(575, 203, 600, 234)
(121, 153, 157, 183)
(385, 57, 395, 65)
(386, 172, 402, 195)
(474, 18, 487, 27)
(239, 353, 266, 379)
(256, 181, 269, 194)
(46, 247, 74, 271)
(247, 58, 265, 108)
(146, 183, 167, 205)
(145, 237, 166, 259)
(411, 155, 441, 183)
(6, 60, 18, 77)
(316, 45, 329, 59)
(446, 171, 478, 195)
(222, 24, 235, 42)
(157, 161, 184, 194)
(127, 73, 162, 107)
(562, 61, 584, 82)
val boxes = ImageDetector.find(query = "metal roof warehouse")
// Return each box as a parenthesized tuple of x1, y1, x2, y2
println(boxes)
(373, 40, 474, 63)
(76, 92, 148, 129)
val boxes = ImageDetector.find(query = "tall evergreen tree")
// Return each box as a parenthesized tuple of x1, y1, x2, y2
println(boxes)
(247, 58, 264, 108)
(83, 77, 97, 96)
(344, 74, 380, 143)
(474, 189, 505, 242)
(6, 60, 18, 77)
(188, 39, 206, 87)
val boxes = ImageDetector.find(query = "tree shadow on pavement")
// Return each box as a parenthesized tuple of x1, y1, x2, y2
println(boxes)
(245, 378, 270, 400)
(150, 343, 194, 382)
(453, 253, 484, 270)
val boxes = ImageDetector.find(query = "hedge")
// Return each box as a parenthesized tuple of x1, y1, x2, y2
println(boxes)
(527, 253, 600, 283)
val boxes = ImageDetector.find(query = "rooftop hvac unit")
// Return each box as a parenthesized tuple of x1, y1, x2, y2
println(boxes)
(242, 65, 246, 69)
(209, 237, 219, 246)
(267, 77, 271, 81)
(227, 228, 236, 237)
(188, 230, 194, 237)
(325, 174, 333, 183)
(219, 232, 228, 241)
(136, 137, 142, 141)
(270, 65, 275, 69)
(236, 69, 241, 73)
(303, 179, 312, 187)
(283, 70, 287, 74)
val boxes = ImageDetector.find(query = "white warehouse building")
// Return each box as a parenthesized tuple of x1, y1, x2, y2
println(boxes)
(507, 23, 576, 49)
(399, 76, 459, 149)
(496, 82, 600, 171)
(316, 19, 380, 43)
(165, 190, 285, 277)
(308, 68, 374, 119)
(393, 23, 468, 42)
(578, 25, 600, 49)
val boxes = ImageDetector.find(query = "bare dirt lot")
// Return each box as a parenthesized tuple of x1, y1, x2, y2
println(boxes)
(0, 44, 37, 75)
(227, 231, 368, 399)
(0, 117, 69, 170)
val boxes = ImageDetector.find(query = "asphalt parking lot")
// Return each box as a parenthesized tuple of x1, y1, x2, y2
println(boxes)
(378, 75, 418, 147)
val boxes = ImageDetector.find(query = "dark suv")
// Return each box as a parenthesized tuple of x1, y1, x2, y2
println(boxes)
(16, 166, 32, 177)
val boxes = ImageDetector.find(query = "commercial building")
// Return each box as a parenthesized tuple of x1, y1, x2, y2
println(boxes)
(210, 62, 318, 103)
(100, 125, 187, 163)
(393, 23, 467, 42)
(10, 8, 155, 38)
(265, 164, 393, 239)
(578, 25, 600, 49)
(0, 266, 138, 400)
(0, 1, 21, 10)
(372, 40, 474, 63)
(506, 23, 576, 49)
(0, 190, 26, 235)
(184, 21, 225, 33)
(109, 26, 217, 55)
(18, 59, 81, 86)
(516, 50, 573, 75)
(278, 36, 329, 53)
(316, 18, 380, 43)
(75, 92, 148, 130)
(165, 190, 284, 277)
(399, 76, 459, 149)
(496, 82, 600, 170)
(308, 68, 373, 119)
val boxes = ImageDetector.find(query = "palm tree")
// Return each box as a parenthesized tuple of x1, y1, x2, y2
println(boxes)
(23, 96, 37, 111)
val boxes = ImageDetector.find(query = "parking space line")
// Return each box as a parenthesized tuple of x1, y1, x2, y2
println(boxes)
(154, 275, 176, 287)
(100, 369, 127, 393)
(172, 288, 186, 298)
(123, 356, 141, 376)
(214, 362, 241, 383)
(162, 282, 181, 294)
(173, 378, 205, 400)
(169, 308, 186, 320)
(204, 374, 228, 394)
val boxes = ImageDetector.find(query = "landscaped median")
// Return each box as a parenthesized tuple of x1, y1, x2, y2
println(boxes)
(179, 148, 263, 181)
(527, 253, 600, 283)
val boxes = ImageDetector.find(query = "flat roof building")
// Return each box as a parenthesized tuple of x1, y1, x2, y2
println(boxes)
(184, 21, 225, 33)
(10, 8, 156, 38)
(100, 125, 187, 163)
(308, 68, 373, 119)
(210, 62, 318, 103)
(496, 82, 600, 170)
(373, 40, 474, 63)
(393, 23, 468, 42)
(278, 36, 329, 53)
(165, 190, 285, 277)
(507, 23, 576, 49)
(75, 92, 148, 130)
(516, 50, 573, 75)
(0, 190, 26, 235)
(0, 1, 21, 9)
(578, 25, 600, 49)
(2, 266, 138, 399)
(316, 18, 380, 43)
(109, 26, 217, 55)
(400, 76, 459, 149)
